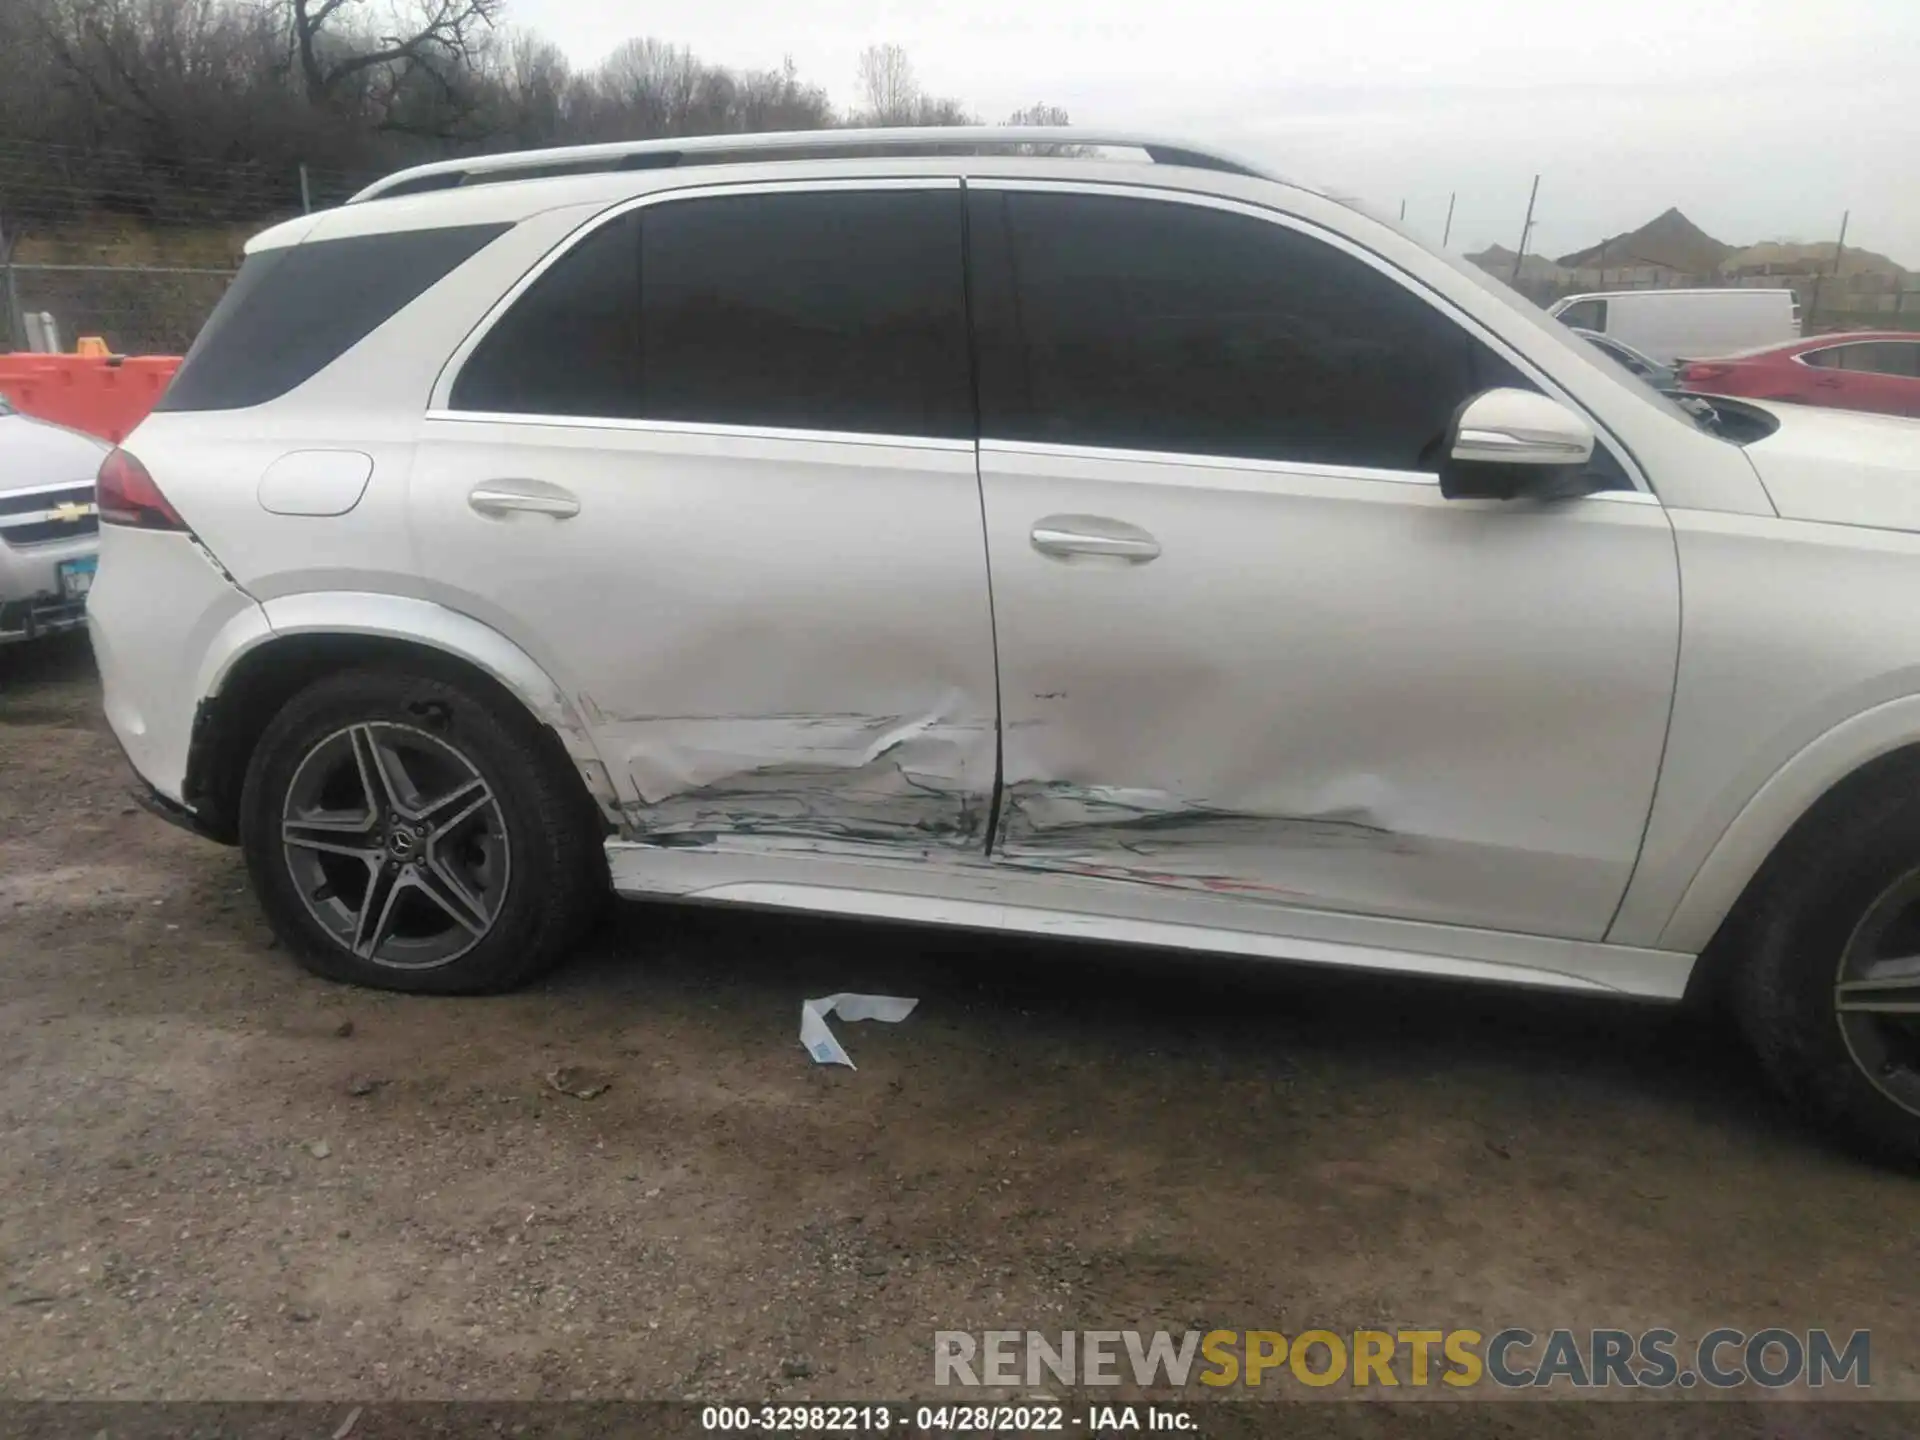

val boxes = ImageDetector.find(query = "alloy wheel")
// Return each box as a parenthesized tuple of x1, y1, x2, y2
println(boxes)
(279, 722, 511, 970)
(1835, 865, 1920, 1118)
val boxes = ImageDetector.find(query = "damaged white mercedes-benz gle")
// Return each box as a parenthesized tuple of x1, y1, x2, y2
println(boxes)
(89, 128, 1920, 1161)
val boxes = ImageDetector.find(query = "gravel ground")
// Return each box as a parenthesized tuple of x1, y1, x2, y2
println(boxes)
(3, 633, 1918, 1430)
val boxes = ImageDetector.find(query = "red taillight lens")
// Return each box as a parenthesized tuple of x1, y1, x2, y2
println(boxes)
(96, 448, 186, 530)
(1683, 363, 1734, 385)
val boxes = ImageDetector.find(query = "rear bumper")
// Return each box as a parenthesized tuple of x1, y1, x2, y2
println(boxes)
(130, 777, 226, 841)
(0, 592, 88, 645)
(0, 531, 97, 644)
(90, 525, 266, 805)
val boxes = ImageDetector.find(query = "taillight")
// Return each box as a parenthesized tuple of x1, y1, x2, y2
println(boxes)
(96, 448, 186, 530)
(1682, 363, 1734, 385)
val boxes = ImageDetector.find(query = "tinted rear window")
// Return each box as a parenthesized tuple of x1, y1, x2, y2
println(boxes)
(639, 188, 970, 437)
(450, 188, 971, 438)
(157, 223, 509, 411)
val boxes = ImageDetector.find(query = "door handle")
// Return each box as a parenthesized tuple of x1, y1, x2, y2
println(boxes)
(1030, 515, 1162, 563)
(468, 482, 580, 519)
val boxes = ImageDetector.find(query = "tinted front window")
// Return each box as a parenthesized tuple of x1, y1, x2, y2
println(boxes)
(968, 191, 1526, 470)
(159, 224, 508, 411)
(452, 188, 971, 438)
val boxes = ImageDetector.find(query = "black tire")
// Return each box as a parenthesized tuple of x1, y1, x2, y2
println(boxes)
(240, 664, 606, 994)
(1734, 785, 1920, 1166)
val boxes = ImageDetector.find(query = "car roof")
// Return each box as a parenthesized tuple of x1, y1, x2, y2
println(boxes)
(246, 133, 1327, 256)
(1698, 331, 1920, 361)
(1794, 331, 1920, 347)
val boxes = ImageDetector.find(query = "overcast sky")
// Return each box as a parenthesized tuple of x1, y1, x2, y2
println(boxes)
(511, 0, 1920, 267)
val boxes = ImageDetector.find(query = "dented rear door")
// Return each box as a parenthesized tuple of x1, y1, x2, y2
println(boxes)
(967, 184, 1680, 940)
(412, 181, 1000, 853)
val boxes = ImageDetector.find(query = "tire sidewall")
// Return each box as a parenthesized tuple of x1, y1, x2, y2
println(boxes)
(1742, 792, 1920, 1165)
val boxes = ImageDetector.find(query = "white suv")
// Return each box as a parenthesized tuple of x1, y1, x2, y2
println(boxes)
(89, 128, 1920, 1161)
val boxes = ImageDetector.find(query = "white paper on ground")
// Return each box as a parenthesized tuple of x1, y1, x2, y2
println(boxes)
(799, 993, 919, 1069)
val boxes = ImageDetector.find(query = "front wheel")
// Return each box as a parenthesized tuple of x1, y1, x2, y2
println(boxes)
(239, 666, 605, 993)
(1735, 788, 1920, 1165)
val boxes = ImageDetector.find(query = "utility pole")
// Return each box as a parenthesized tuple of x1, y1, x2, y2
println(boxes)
(1398, 198, 1407, 223)
(299, 164, 312, 215)
(1441, 192, 1457, 249)
(0, 205, 22, 353)
(1511, 174, 1541, 286)
(1808, 209, 1850, 334)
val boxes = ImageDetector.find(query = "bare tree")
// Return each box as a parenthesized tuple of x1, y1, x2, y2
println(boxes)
(856, 42, 917, 124)
(1005, 102, 1069, 127)
(284, 0, 501, 132)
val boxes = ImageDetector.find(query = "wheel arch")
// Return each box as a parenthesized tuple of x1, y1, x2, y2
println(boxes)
(1672, 706, 1920, 1003)
(184, 593, 619, 843)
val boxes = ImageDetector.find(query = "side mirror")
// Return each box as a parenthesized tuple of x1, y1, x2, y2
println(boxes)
(1439, 388, 1599, 501)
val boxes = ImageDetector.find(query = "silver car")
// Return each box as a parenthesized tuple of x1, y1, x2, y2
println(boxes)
(0, 393, 105, 644)
(83, 128, 1920, 1163)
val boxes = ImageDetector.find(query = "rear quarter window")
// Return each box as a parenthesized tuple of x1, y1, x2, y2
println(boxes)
(157, 223, 510, 412)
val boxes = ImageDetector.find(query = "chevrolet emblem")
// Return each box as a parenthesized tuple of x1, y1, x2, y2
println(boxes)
(51, 501, 94, 523)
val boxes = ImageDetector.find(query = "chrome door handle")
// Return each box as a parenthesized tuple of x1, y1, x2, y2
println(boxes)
(468, 482, 580, 519)
(1030, 515, 1162, 562)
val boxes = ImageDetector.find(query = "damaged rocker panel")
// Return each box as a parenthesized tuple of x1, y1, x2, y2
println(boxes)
(598, 708, 996, 850)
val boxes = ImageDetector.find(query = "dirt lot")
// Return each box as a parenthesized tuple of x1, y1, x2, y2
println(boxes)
(4, 634, 1919, 1424)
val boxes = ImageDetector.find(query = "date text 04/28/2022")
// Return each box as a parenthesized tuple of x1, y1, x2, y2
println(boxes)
(699, 1403, 1194, 1432)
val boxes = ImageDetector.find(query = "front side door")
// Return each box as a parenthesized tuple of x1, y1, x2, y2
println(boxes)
(411, 181, 1000, 852)
(968, 184, 1681, 941)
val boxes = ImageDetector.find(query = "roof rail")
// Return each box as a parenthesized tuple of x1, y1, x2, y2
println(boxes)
(348, 126, 1273, 203)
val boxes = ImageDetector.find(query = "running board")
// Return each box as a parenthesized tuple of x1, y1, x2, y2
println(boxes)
(606, 842, 1696, 1000)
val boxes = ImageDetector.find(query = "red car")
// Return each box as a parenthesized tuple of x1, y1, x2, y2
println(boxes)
(1679, 331, 1920, 418)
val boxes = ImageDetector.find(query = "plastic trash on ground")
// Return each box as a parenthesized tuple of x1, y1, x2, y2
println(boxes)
(799, 993, 918, 1069)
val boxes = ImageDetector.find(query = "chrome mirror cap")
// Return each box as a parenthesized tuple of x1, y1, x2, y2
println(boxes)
(1450, 388, 1597, 468)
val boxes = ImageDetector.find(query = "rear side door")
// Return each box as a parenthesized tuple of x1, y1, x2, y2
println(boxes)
(967, 184, 1680, 941)
(410, 180, 1001, 851)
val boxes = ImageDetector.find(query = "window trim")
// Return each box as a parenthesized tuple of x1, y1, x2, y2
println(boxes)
(431, 175, 967, 443)
(1794, 344, 1854, 371)
(420, 407, 974, 454)
(968, 178, 1653, 496)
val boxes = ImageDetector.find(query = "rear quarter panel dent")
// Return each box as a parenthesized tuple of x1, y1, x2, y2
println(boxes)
(222, 593, 617, 817)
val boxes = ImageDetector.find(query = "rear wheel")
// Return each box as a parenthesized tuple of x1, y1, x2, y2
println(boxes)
(240, 666, 604, 993)
(1735, 788, 1920, 1165)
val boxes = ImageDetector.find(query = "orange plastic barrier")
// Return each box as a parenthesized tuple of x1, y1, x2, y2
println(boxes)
(0, 353, 183, 445)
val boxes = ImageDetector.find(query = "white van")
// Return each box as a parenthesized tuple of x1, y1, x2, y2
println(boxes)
(1547, 289, 1799, 364)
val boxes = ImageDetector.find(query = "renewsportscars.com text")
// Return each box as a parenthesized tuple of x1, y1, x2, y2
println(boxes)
(934, 1327, 1871, 1390)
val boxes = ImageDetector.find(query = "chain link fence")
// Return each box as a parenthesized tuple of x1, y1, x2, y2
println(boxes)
(0, 139, 374, 353)
(3, 137, 1916, 354)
